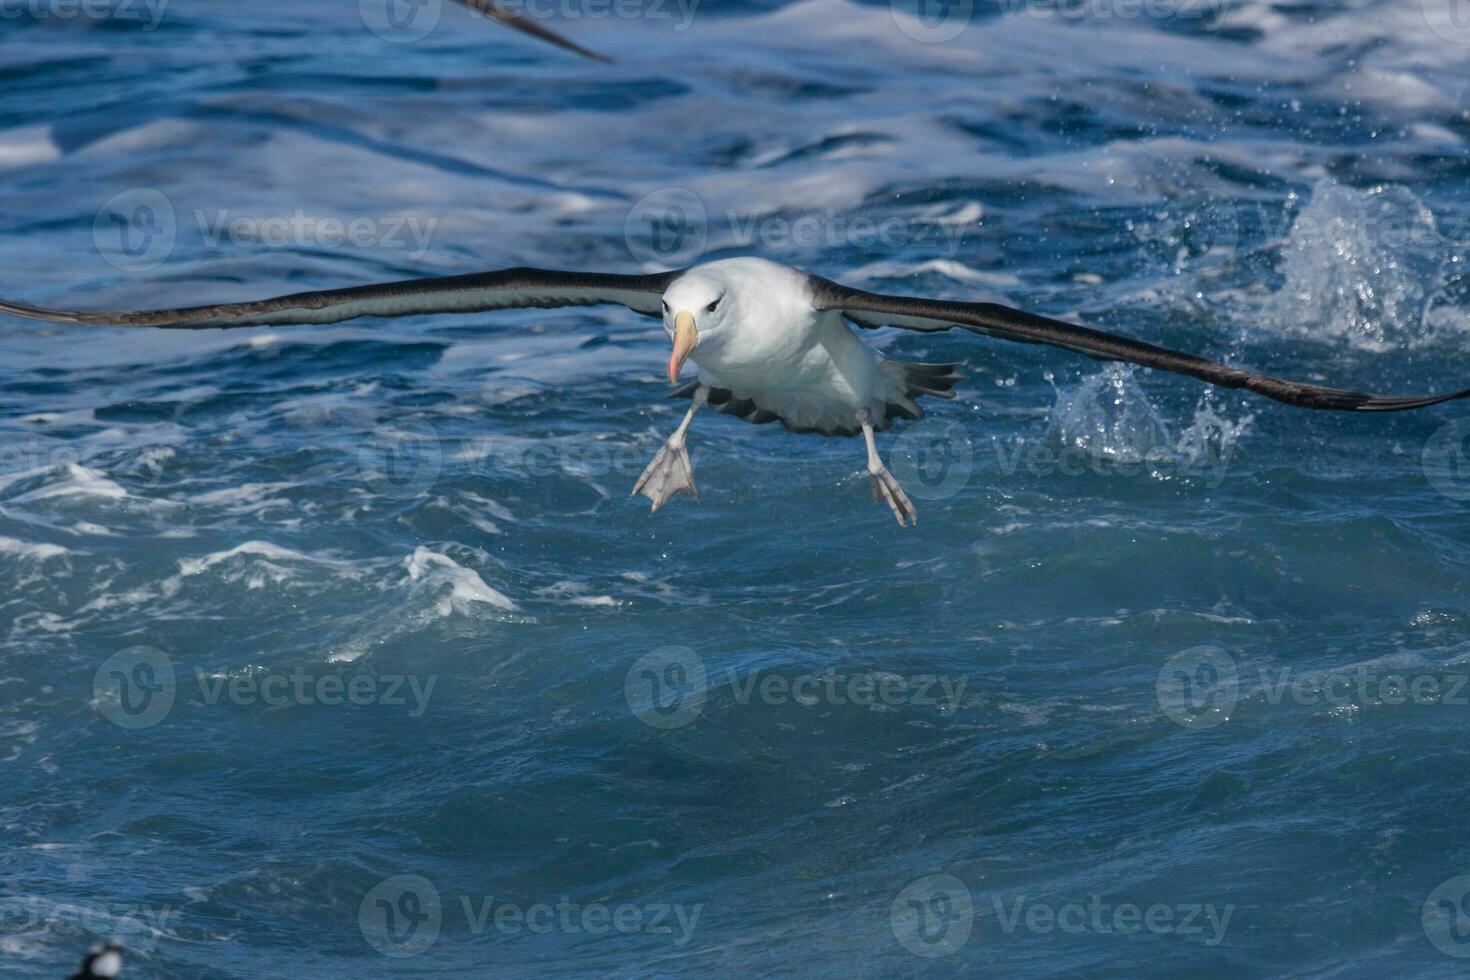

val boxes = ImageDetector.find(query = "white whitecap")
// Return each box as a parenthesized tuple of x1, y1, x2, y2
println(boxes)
(404, 547, 518, 614)
(0, 536, 70, 560)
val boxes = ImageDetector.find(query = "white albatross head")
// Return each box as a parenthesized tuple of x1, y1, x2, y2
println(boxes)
(658, 257, 810, 383)
(659, 268, 733, 383)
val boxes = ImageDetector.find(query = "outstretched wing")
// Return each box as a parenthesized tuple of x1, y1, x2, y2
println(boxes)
(811, 277, 1470, 413)
(0, 267, 682, 330)
(450, 0, 612, 63)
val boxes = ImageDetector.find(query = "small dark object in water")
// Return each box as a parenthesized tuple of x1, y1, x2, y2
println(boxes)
(68, 941, 123, 980)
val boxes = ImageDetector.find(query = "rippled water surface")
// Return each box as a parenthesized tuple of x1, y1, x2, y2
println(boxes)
(4, 0, 1470, 976)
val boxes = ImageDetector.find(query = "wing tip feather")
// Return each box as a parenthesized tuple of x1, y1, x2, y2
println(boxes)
(0, 300, 85, 324)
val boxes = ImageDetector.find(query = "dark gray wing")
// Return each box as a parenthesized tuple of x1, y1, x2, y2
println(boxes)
(811, 277, 1470, 413)
(0, 267, 682, 329)
(450, 0, 612, 63)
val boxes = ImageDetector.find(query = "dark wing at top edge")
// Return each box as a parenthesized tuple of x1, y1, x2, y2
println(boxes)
(0, 267, 683, 330)
(449, 0, 613, 63)
(810, 276, 1470, 413)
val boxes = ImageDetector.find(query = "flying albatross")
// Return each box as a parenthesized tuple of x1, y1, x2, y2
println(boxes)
(3, 256, 1467, 526)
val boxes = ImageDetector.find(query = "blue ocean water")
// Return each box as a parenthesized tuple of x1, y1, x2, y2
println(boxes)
(4, 0, 1470, 975)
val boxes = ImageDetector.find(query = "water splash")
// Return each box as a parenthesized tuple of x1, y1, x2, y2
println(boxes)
(1265, 179, 1448, 351)
(1174, 388, 1254, 473)
(1045, 364, 1173, 463)
(1045, 366, 1253, 482)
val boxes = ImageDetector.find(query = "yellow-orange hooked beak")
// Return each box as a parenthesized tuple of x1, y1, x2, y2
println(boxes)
(668, 311, 698, 383)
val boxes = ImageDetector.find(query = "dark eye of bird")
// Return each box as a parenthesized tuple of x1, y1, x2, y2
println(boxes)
(661, 300, 669, 313)
(706, 299, 720, 313)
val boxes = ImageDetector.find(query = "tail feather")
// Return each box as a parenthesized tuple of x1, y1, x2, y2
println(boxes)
(906, 383, 959, 399)
(902, 361, 964, 377)
(893, 359, 963, 400)
(879, 359, 964, 428)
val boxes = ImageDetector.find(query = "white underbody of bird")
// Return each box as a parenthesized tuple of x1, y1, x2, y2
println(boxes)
(4, 256, 1468, 527)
